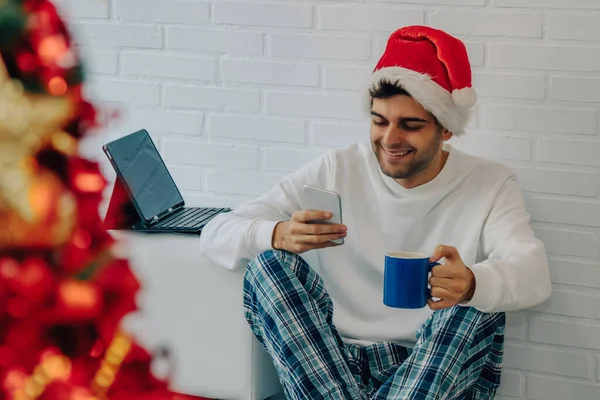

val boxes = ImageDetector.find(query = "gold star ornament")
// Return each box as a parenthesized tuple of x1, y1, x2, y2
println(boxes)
(0, 55, 73, 221)
(0, 55, 78, 249)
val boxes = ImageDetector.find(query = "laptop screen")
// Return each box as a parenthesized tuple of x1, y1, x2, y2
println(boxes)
(105, 129, 184, 221)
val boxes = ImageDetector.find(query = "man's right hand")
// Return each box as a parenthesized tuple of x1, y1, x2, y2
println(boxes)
(271, 210, 347, 254)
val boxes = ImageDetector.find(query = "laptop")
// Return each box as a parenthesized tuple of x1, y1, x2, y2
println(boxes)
(102, 129, 230, 234)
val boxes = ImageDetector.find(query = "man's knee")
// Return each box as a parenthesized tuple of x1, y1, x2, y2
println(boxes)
(433, 305, 501, 322)
(247, 249, 307, 277)
(457, 307, 505, 331)
(422, 306, 505, 338)
(246, 250, 327, 306)
(244, 250, 298, 318)
(477, 311, 505, 338)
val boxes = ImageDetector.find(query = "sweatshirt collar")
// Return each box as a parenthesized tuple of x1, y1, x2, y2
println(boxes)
(378, 143, 460, 197)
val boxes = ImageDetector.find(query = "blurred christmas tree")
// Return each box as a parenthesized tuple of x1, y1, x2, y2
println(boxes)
(0, 1, 207, 399)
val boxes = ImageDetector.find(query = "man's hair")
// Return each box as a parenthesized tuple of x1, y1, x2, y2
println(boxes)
(369, 81, 442, 128)
(369, 81, 410, 99)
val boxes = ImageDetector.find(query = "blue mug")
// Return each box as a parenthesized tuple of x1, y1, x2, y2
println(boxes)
(383, 252, 440, 309)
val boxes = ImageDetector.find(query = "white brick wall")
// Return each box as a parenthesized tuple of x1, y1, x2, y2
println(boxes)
(221, 59, 320, 87)
(430, 10, 543, 37)
(72, 0, 600, 397)
(164, 85, 260, 111)
(270, 34, 371, 60)
(115, 0, 210, 24)
(318, 6, 424, 31)
(214, 2, 313, 28)
(122, 53, 217, 81)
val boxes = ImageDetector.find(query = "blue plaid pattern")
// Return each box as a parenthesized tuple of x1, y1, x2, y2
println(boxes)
(244, 250, 505, 400)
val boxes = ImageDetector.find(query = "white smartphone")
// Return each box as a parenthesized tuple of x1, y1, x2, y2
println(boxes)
(302, 185, 344, 245)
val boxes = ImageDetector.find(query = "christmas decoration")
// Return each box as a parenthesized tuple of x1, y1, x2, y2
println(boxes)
(0, 1, 208, 399)
(371, 25, 477, 135)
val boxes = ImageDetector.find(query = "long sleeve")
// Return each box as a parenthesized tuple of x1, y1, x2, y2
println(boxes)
(464, 176, 552, 313)
(199, 152, 334, 271)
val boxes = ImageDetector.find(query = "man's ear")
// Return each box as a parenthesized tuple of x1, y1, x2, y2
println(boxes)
(441, 129, 453, 141)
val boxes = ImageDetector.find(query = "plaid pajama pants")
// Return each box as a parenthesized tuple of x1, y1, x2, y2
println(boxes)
(243, 250, 505, 400)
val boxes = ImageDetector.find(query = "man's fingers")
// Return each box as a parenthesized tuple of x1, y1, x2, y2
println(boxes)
(294, 209, 332, 223)
(430, 244, 460, 263)
(297, 232, 346, 245)
(427, 298, 456, 311)
(429, 276, 455, 290)
(316, 241, 342, 249)
(290, 222, 345, 236)
(428, 298, 453, 311)
(430, 286, 452, 300)
(295, 239, 342, 253)
(303, 223, 346, 235)
(431, 264, 460, 279)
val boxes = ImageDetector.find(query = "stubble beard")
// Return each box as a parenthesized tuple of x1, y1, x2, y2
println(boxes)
(373, 131, 443, 181)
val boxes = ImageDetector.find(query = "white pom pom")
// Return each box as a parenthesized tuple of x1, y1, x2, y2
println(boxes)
(452, 87, 477, 109)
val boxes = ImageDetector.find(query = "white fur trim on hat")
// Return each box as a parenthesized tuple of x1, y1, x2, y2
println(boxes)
(369, 67, 475, 135)
(452, 87, 477, 110)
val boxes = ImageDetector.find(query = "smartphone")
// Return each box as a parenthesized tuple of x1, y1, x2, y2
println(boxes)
(302, 185, 344, 245)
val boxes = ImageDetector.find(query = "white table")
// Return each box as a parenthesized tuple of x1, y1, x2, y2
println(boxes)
(111, 231, 282, 400)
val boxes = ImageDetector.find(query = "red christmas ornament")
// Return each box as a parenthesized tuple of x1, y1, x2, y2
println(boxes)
(0, 1, 211, 398)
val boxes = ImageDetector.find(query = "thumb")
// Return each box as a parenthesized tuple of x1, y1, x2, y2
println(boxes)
(430, 245, 459, 263)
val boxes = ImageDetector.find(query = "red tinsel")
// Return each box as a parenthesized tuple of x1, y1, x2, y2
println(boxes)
(0, 1, 210, 399)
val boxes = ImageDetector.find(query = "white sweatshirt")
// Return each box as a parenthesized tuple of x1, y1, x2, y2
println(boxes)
(199, 142, 551, 347)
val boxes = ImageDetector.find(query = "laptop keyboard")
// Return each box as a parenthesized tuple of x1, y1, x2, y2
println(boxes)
(152, 207, 228, 229)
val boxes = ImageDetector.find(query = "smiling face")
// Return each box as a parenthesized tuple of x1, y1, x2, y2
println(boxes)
(370, 83, 452, 189)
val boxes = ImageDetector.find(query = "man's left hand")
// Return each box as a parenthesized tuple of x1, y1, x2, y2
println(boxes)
(428, 245, 476, 311)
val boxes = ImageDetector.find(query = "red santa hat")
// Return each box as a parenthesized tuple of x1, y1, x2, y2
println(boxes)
(370, 25, 477, 135)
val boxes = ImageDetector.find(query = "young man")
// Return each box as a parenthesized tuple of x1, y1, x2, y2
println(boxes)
(199, 26, 551, 399)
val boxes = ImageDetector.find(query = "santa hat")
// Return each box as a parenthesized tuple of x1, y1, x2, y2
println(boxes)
(370, 25, 476, 135)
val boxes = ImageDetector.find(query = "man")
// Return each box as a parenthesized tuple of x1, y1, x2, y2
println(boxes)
(199, 26, 551, 399)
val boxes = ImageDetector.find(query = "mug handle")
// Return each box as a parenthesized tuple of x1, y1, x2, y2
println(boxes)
(426, 261, 441, 299)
